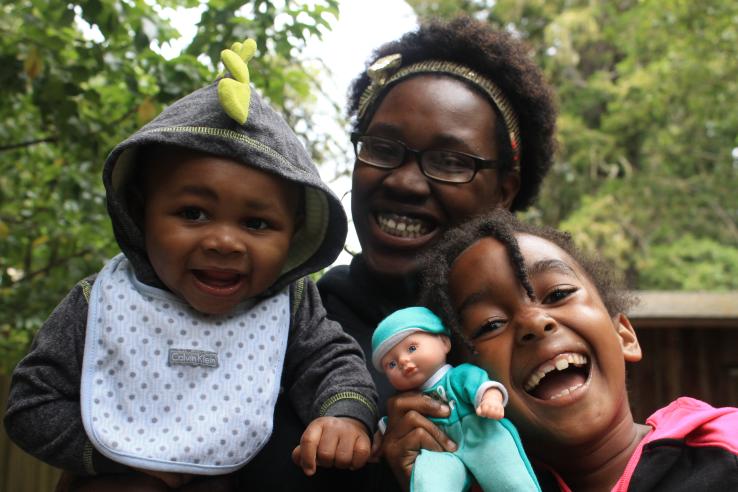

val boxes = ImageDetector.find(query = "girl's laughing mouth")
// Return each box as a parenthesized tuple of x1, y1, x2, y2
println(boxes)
(523, 352, 591, 401)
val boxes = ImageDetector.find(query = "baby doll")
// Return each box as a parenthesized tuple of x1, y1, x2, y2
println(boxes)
(372, 306, 540, 492)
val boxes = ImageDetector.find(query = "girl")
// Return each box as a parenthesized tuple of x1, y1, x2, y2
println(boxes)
(382, 209, 738, 491)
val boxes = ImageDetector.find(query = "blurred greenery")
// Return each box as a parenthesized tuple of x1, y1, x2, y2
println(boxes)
(2, 0, 738, 373)
(409, 0, 738, 290)
(0, 0, 339, 373)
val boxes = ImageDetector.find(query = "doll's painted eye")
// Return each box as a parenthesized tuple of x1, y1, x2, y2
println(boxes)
(408, 344, 417, 353)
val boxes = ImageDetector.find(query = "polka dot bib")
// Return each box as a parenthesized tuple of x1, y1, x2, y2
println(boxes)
(80, 254, 290, 475)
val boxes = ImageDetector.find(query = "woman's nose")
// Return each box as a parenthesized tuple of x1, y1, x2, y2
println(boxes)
(515, 307, 558, 344)
(381, 155, 431, 199)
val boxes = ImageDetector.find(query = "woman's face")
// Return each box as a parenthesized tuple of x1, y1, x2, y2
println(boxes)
(351, 75, 520, 279)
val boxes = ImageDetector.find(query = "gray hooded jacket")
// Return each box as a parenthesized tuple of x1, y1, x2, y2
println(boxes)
(5, 73, 377, 475)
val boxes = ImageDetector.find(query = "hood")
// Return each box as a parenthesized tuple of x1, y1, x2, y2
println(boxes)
(102, 77, 346, 297)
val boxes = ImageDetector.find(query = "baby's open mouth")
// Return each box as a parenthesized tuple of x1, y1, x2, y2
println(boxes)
(524, 353, 590, 400)
(375, 212, 434, 239)
(193, 270, 243, 289)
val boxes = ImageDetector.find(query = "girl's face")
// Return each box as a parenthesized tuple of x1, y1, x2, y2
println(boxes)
(351, 75, 519, 279)
(448, 234, 641, 453)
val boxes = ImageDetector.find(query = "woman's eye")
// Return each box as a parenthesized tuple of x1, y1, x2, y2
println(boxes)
(179, 207, 207, 222)
(472, 318, 506, 340)
(408, 344, 417, 353)
(244, 218, 269, 230)
(543, 287, 577, 304)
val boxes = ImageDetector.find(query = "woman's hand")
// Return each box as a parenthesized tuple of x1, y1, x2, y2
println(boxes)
(380, 392, 456, 491)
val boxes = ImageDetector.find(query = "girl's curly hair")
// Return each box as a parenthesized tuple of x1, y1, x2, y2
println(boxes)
(419, 209, 635, 345)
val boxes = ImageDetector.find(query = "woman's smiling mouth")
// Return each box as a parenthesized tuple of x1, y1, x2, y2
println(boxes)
(375, 212, 435, 239)
(524, 352, 591, 401)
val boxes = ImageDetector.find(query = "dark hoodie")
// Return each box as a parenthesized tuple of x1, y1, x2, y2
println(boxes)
(4, 61, 377, 476)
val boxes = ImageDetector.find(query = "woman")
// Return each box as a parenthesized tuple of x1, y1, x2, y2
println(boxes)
(60, 15, 557, 491)
(319, 15, 556, 413)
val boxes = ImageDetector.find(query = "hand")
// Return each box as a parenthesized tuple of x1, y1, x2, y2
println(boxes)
(476, 387, 505, 420)
(291, 416, 371, 476)
(381, 392, 456, 492)
(132, 468, 195, 489)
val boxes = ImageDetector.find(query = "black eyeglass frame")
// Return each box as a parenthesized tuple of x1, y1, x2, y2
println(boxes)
(350, 132, 502, 184)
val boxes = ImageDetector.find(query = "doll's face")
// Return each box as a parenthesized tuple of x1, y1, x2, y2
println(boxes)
(448, 234, 641, 451)
(143, 151, 299, 315)
(380, 332, 451, 391)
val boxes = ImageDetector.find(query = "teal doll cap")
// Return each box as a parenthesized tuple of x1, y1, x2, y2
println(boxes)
(371, 306, 449, 371)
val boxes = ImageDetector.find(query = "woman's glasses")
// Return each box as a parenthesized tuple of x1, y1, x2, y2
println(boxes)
(351, 133, 501, 184)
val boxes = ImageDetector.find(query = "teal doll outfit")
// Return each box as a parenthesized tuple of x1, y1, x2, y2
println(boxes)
(373, 307, 540, 492)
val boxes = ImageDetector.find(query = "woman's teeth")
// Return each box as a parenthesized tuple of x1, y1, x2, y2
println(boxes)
(524, 353, 588, 393)
(376, 213, 431, 238)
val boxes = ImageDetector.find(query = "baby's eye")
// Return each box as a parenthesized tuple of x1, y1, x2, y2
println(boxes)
(179, 207, 207, 222)
(387, 360, 397, 370)
(407, 344, 417, 353)
(244, 218, 269, 230)
(472, 318, 507, 341)
(542, 287, 577, 304)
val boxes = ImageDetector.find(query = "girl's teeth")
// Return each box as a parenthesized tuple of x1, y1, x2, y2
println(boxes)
(524, 353, 589, 392)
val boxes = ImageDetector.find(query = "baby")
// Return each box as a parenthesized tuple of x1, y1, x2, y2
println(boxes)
(372, 306, 540, 491)
(5, 40, 376, 487)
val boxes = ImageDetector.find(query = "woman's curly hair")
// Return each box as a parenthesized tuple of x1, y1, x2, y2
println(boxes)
(418, 209, 636, 345)
(347, 16, 557, 212)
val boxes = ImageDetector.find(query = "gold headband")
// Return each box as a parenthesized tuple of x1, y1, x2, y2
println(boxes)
(357, 54, 521, 170)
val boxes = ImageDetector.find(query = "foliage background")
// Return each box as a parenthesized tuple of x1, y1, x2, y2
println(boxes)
(408, 0, 738, 289)
(2, 0, 737, 372)
(0, 0, 340, 372)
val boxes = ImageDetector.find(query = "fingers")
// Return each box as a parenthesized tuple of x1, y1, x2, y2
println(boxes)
(386, 392, 451, 423)
(296, 422, 325, 476)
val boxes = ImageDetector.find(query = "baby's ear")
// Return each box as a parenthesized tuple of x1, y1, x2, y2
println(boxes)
(614, 314, 641, 362)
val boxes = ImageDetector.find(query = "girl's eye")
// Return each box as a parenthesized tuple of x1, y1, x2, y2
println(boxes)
(472, 318, 507, 341)
(387, 360, 397, 370)
(244, 218, 269, 230)
(543, 286, 578, 304)
(180, 207, 207, 222)
(408, 344, 417, 353)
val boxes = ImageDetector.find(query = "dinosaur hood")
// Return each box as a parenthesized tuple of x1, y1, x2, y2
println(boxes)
(102, 44, 346, 297)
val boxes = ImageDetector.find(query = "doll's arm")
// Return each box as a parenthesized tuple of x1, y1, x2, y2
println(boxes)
(475, 383, 507, 420)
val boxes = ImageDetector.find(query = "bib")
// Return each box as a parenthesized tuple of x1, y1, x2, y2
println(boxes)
(80, 254, 290, 474)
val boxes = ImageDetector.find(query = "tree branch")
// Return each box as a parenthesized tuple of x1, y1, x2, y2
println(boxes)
(12, 248, 94, 284)
(0, 137, 58, 152)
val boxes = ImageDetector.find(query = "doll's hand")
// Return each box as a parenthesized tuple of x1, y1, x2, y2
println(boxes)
(381, 392, 456, 492)
(131, 468, 195, 488)
(476, 387, 505, 420)
(291, 416, 371, 476)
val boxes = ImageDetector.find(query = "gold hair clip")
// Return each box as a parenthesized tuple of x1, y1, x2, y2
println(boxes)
(218, 39, 257, 125)
(367, 53, 402, 85)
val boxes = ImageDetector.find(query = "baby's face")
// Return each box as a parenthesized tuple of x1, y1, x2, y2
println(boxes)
(380, 332, 450, 391)
(448, 234, 641, 451)
(143, 152, 299, 314)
